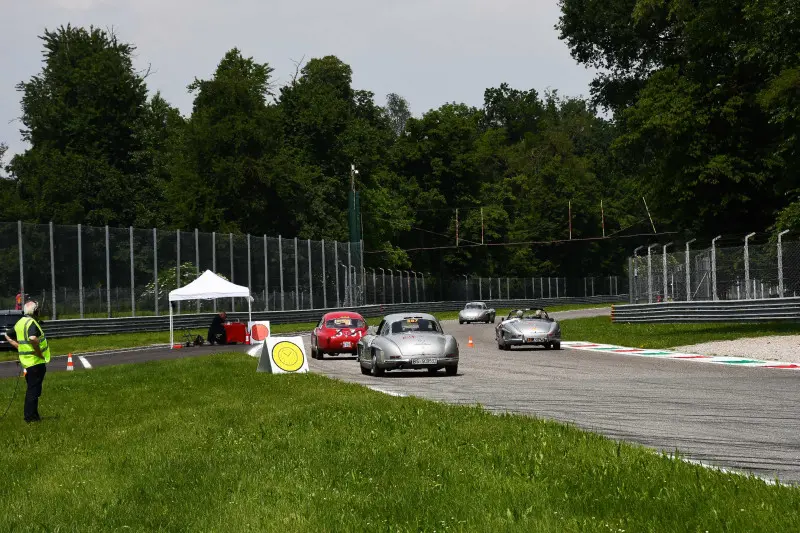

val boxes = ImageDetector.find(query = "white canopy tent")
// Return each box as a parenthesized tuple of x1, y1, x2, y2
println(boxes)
(168, 270, 252, 348)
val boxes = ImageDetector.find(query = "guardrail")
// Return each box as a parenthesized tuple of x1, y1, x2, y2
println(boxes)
(611, 298, 800, 323)
(40, 295, 625, 338)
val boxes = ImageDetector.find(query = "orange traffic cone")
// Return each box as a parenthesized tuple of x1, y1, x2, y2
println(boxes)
(468, 336, 474, 348)
(66, 353, 74, 371)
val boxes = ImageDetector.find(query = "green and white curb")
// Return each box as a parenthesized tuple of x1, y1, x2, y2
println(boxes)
(562, 341, 800, 370)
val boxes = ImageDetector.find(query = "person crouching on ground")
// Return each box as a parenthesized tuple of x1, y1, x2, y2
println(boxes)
(4, 301, 50, 423)
(207, 311, 227, 346)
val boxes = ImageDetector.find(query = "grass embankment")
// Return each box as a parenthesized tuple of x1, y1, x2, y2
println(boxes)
(561, 316, 800, 349)
(1, 353, 797, 532)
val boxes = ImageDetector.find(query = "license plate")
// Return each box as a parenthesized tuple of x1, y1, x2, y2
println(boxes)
(526, 337, 546, 343)
(342, 342, 352, 348)
(415, 358, 438, 365)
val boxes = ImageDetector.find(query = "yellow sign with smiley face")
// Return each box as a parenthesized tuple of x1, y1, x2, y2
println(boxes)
(257, 336, 310, 374)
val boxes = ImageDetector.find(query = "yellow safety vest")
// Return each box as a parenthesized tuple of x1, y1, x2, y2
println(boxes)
(15, 317, 51, 368)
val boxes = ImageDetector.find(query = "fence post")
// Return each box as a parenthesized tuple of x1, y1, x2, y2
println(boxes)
(17, 221, 24, 310)
(498, 278, 501, 300)
(279, 235, 284, 311)
(229, 232, 234, 311)
(129, 227, 135, 317)
(307, 239, 313, 309)
(685, 239, 696, 301)
(421, 272, 426, 302)
(196, 229, 200, 313)
(212, 231, 217, 312)
(50, 222, 56, 320)
(662, 242, 673, 301)
(347, 241, 352, 306)
(294, 237, 300, 310)
(247, 234, 253, 310)
(556, 278, 559, 299)
(78, 223, 84, 318)
(106, 225, 111, 318)
(744, 232, 755, 299)
(334, 242, 340, 307)
(711, 236, 721, 300)
(153, 228, 158, 316)
(177, 230, 181, 314)
(321, 239, 327, 308)
(264, 233, 269, 311)
(488, 277, 492, 299)
(361, 239, 366, 306)
(778, 230, 789, 298)
(647, 244, 658, 303)
(591, 277, 595, 297)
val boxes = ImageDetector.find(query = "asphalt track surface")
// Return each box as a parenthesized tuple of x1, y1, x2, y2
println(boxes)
(2, 306, 798, 484)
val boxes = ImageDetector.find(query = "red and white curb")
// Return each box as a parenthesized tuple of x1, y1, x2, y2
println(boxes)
(562, 341, 800, 370)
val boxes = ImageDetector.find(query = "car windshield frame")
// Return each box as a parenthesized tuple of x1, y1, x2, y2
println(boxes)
(506, 309, 549, 320)
(388, 317, 442, 334)
(325, 317, 365, 329)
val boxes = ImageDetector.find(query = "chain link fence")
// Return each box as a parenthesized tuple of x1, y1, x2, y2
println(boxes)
(629, 237, 800, 303)
(0, 220, 627, 318)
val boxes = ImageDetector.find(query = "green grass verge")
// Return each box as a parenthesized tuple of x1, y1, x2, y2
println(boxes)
(561, 316, 800, 349)
(0, 321, 320, 363)
(433, 302, 621, 322)
(1, 353, 796, 531)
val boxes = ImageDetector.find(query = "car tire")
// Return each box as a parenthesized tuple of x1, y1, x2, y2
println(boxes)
(459, 320, 464, 325)
(371, 351, 385, 377)
(360, 364, 371, 375)
(553, 342, 561, 350)
(310, 343, 318, 359)
(445, 365, 458, 376)
(427, 367, 439, 374)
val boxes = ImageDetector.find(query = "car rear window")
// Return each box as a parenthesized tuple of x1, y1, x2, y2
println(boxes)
(325, 317, 364, 328)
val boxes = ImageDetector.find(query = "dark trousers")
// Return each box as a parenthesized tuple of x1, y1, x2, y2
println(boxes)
(207, 328, 226, 345)
(24, 363, 46, 422)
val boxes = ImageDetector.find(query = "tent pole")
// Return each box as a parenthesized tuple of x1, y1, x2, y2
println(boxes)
(169, 301, 174, 348)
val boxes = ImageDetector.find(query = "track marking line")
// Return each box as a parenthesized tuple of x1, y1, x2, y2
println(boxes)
(78, 356, 92, 369)
(367, 386, 407, 397)
(562, 341, 799, 369)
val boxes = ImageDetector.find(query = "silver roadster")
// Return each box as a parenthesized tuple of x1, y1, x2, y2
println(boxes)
(495, 308, 561, 350)
(458, 301, 496, 324)
(357, 313, 459, 377)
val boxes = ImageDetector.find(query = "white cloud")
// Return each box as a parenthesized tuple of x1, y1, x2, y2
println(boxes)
(0, 0, 596, 158)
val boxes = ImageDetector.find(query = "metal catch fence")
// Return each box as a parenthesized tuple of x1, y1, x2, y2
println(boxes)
(0, 220, 627, 319)
(629, 235, 800, 303)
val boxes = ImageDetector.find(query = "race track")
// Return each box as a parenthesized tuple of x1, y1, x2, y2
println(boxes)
(1, 306, 798, 483)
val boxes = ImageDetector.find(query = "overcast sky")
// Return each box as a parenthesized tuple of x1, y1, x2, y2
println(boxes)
(0, 0, 596, 159)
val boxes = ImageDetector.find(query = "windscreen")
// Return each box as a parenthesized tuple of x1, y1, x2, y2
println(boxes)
(325, 317, 365, 328)
(466, 303, 484, 309)
(390, 317, 442, 334)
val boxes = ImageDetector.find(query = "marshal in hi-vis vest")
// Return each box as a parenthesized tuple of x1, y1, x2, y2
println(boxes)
(15, 316, 51, 368)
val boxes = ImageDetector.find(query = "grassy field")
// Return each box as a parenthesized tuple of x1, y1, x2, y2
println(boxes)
(0, 353, 797, 532)
(561, 316, 800, 349)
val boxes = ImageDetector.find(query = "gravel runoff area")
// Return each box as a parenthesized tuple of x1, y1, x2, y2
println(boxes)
(674, 335, 800, 363)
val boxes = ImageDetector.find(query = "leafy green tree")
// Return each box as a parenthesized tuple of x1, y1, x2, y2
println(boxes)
(10, 25, 153, 225)
(385, 93, 412, 137)
(168, 48, 280, 234)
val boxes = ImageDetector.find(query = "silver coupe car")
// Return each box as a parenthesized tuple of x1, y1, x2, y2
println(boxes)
(357, 313, 459, 377)
(458, 301, 496, 324)
(495, 308, 561, 350)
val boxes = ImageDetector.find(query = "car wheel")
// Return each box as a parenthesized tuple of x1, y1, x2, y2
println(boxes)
(371, 351, 384, 377)
(445, 365, 458, 376)
(427, 367, 439, 374)
(553, 342, 561, 350)
(360, 364, 371, 375)
(310, 343, 318, 359)
(459, 320, 464, 325)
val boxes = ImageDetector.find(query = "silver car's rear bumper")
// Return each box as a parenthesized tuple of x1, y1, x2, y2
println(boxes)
(378, 356, 458, 370)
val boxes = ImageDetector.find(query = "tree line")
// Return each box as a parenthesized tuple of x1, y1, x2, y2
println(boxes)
(0, 0, 797, 281)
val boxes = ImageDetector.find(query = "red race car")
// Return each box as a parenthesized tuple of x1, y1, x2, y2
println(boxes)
(311, 311, 368, 359)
